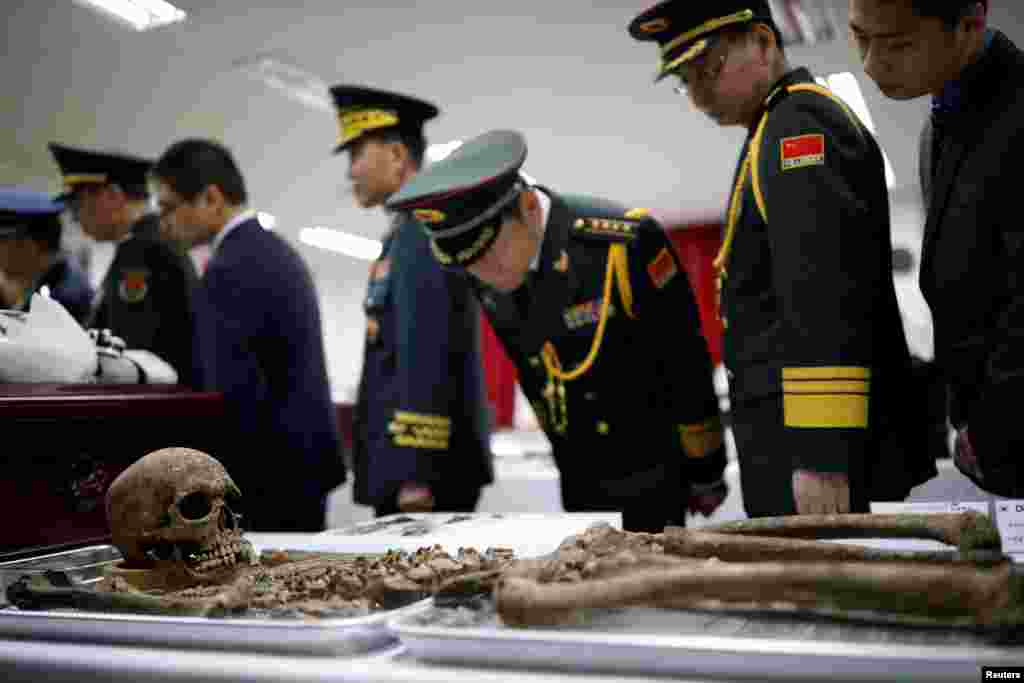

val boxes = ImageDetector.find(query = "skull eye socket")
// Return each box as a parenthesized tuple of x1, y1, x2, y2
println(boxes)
(177, 491, 213, 520)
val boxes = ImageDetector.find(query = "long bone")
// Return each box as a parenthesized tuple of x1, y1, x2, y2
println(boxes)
(495, 557, 1023, 628)
(696, 512, 1002, 553)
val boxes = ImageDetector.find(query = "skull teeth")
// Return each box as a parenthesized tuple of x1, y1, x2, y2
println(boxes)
(187, 537, 248, 573)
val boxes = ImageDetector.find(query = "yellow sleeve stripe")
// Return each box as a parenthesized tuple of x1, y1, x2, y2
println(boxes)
(388, 419, 450, 450)
(782, 380, 869, 394)
(678, 417, 724, 459)
(392, 411, 451, 428)
(784, 394, 868, 429)
(782, 366, 871, 381)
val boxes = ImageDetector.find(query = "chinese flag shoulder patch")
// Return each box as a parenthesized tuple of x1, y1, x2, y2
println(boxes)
(780, 134, 825, 171)
(647, 247, 678, 289)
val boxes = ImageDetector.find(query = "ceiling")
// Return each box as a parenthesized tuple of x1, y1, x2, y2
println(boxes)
(3, 1, 1022, 280)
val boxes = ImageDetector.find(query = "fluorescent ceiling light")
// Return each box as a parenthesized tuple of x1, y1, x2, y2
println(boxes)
(73, 0, 186, 31)
(257, 212, 277, 230)
(233, 54, 332, 113)
(299, 227, 382, 261)
(818, 72, 896, 189)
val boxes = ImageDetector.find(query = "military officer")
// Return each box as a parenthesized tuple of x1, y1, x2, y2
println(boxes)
(48, 144, 198, 386)
(627, 0, 936, 516)
(386, 129, 727, 533)
(0, 187, 94, 324)
(331, 85, 493, 517)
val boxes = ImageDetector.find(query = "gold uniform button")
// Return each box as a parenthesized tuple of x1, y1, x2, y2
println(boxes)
(596, 421, 610, 435)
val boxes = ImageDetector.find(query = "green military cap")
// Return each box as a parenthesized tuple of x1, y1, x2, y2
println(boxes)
(48, 143, 153, 200)
(328, 85, 439, 154)
(385, 129, 527, 268)
(0, 187, 64, 239)
(627, 0, 776, 82)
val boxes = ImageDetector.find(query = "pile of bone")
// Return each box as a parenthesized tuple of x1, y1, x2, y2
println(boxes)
(100, 447, 516, 617)
(483, 515, 1023, 629)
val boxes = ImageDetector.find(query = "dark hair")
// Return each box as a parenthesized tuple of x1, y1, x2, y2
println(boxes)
(907, 0, 983, 28)
(27, 214, 63, 253)
(369, 126, 428, 169)
(151, 138, 248, 205)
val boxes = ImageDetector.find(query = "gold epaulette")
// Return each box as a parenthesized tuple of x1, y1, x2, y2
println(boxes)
(571, 216, 640, 242)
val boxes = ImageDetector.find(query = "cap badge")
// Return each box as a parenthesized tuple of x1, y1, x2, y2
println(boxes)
(639, 18, 670, 33)
(413, 208, 447, 224)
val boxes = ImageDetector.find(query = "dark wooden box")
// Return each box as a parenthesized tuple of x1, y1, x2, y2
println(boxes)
(0, 384, 225, 553)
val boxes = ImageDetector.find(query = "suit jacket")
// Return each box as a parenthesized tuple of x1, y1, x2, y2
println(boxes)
(30, 252, 94, 325)
(721, 68, 935, 502)
(353, 213, 493, 507)
(193, 217, 345, 507)
(919, 31, 1024, 496)
(472, 189, 725, 510)
(87, 214, 198, 385)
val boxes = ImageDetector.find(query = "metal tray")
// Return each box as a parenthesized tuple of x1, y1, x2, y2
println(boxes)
(0, 543, 427, 656)
(313, 512, 621, 557)
(391, 598, 1024, 681)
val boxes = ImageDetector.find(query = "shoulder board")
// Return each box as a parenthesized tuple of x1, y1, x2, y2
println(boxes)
(762, 82, 865, 137)
(571, 217, 640, 242)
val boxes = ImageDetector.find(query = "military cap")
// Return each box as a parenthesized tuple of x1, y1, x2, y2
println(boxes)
(328, 85, 439, 154)
(386, 129, 527, 268)
(48, 143, 153, 200)
(628, 0, 776, 82)
(0, 187, 64, 239)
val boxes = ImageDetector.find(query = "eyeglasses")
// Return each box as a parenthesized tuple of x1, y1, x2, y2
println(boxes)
(670, 43, 732, 95)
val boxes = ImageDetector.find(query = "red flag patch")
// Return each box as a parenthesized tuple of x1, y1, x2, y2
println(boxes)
(647, 247, 678, 289)
(780, 134, 825, 171)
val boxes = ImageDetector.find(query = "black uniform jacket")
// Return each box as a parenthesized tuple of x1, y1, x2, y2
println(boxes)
(720, 68, 936, 501)
(353, 214, 493, 508)
(472, 189, 725, 510)
(86, 214, 198, 386)
(919, 31, 1024, 497)
(193, 217, 345, 508)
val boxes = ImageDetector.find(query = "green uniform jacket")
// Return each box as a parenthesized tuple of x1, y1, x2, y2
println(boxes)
(472, 188, 725, 522)
(719, 68, 936, 515)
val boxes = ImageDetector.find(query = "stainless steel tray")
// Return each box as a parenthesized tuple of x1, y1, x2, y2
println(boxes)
(0, 543, 426, 656)
(391, 599, 1024, 681)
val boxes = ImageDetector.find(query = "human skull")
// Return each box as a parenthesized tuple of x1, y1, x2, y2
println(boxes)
(106, 447, 254, 580)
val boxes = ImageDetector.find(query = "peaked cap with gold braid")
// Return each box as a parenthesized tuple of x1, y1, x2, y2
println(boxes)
(627, 0, 777, 82)
(48, 143, 153, 201)
(385, 129, 528, 268)
(328, 85, 439, 154)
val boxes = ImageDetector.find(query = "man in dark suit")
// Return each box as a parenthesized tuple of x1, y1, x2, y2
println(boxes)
(387, 129, 728, 533)
(48, 144, 198, 385)
(331, 85, 493, 517)
(151, 138, 345, 531)
(0, 187, 94, 324)
(849, 0, 1024, 497)
(627, 0, 935, 516)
